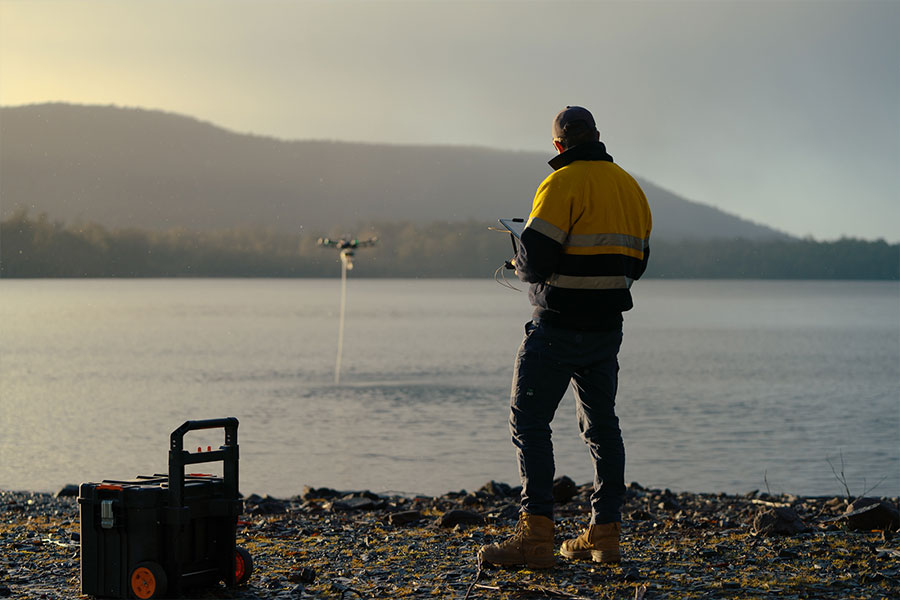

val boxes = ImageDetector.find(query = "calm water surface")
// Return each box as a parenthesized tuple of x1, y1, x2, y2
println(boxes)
(1, 279, 897, 498)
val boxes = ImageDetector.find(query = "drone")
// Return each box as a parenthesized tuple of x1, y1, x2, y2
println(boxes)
(317, 236, 378, 270)
(317, 234, 378, 384)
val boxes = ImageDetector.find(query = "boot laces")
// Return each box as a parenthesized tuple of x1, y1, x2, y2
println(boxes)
(510, 518, 528, 540)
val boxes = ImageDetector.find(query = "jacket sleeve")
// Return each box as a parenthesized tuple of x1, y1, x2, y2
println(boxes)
(515, 173, 570, 283)
(635, 210, 653, 280)
(636, 243, 650, 279)
(516, 228, 561, 283)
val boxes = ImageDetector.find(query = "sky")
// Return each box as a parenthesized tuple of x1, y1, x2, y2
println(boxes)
(1, 0, 897, 242)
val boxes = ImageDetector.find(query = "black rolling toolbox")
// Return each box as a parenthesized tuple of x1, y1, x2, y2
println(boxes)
(79, 418, 253, 598)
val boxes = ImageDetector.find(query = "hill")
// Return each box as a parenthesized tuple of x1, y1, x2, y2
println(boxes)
(0, 103, 789, 241)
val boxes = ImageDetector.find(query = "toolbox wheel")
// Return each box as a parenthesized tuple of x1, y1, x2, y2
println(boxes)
(234, 546, 253, 585)
(129, 562, 167, 599)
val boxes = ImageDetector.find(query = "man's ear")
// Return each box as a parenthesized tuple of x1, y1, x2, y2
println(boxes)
(553, 140, 565, 154)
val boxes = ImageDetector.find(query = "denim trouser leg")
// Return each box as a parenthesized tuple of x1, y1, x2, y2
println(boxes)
(509, 320, 625, 523)
(572, 347, 625, 524)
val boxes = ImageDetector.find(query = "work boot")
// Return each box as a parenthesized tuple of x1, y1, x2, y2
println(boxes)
(478, 513, 555, 569)
(560, 522, 621, 564)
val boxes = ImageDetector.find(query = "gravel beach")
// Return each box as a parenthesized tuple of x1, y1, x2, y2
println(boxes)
(2, 480, 898, 599)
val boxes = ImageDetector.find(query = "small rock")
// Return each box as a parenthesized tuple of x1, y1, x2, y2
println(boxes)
(249, 496, 287, 515)
(301, 486, 342, 501)
(752, 507, 807, 536)
(343, 490, 383, 502)
(331, 496, 381, 511)
(629, 509, 654, 521)
(388, 510, 423, 526)
(491, 503, 521, 523)
(436, 509, 485, 528)
(844, 498, 900, 531)
(55, 485, 79, 498)
(288, 567, 316, 583)
(658, 498, 680, 511)
(552, 475, 578, 504)
(479, 481, 512, 497)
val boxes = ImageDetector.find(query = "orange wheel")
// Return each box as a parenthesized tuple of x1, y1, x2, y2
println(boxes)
(129, 562, 167, 599)
(234, 546, 253, 585)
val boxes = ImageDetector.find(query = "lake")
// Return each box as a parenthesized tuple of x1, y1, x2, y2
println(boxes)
(1, 278, 897, 499)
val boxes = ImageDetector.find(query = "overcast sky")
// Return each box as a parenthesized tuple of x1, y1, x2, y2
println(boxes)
(1, 0, 897, 241)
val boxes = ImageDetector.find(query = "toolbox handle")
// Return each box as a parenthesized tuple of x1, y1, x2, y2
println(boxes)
(168, 417, 240, 509)
(170, 417, 239, 451)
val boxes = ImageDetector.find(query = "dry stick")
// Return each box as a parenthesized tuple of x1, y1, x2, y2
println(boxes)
(827, 450, 853, 501)
(471, 582, 592, 599)
(526, 584, 593, 599)
(463, 558, 485, 600)
(463, 553, 593, 600)
(860, 475, 888, 498)
(750, 499, 792, 508)
(826, 452, 888, 503)
(331, 581, 366, 599)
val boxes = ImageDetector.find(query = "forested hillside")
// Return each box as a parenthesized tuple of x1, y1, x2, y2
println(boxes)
(3, 212, 896, 280)
(1, 104, 789, 241)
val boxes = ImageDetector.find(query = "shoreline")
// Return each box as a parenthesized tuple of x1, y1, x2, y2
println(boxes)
(2, 480, 898, 599)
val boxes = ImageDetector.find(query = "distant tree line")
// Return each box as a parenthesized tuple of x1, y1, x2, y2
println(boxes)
(2, 210, 897, 280)
(645, 238, 899, 280)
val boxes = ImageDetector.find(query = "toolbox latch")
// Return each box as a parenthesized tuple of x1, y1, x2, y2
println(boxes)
(100, 500, 115, 529)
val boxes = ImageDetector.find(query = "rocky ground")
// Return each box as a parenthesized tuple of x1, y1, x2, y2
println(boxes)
(1, 479, 898, 599)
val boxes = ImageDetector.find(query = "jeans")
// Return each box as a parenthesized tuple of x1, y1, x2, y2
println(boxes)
(509, 319, 625, 523)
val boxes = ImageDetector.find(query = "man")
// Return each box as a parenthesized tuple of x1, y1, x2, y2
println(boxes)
(479, 106, 652, 569)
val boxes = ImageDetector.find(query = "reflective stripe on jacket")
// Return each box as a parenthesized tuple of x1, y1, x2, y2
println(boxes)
(516, 141, 652, 330)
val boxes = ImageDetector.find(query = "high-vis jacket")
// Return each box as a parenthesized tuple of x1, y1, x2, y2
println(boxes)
(516, 141, 652, 330)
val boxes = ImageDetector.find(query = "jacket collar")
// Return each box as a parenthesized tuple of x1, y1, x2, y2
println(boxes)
(548, 141, 614, 171)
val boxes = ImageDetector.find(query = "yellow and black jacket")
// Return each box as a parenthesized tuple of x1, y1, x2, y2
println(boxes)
(516, 141, 652, 330)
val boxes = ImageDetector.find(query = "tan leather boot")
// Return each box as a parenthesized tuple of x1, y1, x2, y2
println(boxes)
(560, 522, 621, 563)
(478, 513, 555, 569)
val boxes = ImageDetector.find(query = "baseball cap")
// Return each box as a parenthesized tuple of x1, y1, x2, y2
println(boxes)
(552, 106, 597, 141)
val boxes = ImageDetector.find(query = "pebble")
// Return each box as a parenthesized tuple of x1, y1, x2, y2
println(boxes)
(435, 509, 485, 528)
(388, 510, 423, 526)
